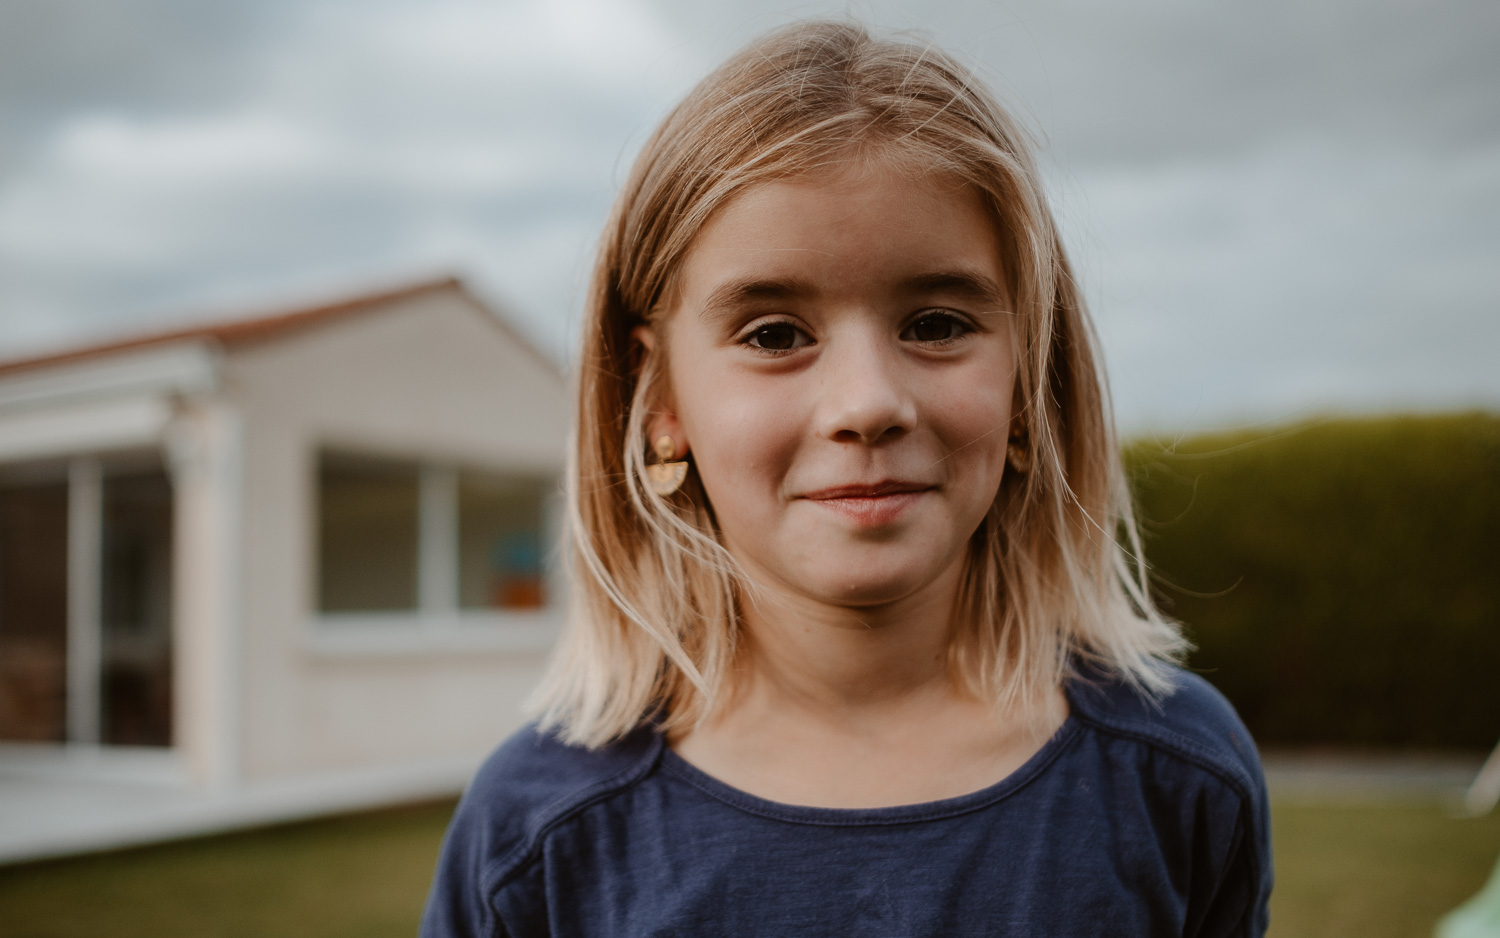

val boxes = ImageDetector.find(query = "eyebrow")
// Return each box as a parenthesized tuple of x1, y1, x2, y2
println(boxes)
(697, 269, 1010, 323)
(698, 276, 817, 324)
(900, 270, 1010, 308)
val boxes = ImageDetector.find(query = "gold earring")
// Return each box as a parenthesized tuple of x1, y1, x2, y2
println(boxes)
(1006, 420, 1031, 474)
(646, 435, 689, 496)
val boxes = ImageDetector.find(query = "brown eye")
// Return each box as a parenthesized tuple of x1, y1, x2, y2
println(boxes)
(748, 322, 807, 350)
(903, 313, 968, 343)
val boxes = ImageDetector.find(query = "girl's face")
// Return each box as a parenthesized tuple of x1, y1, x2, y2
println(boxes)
(646, 163, 1017, 610)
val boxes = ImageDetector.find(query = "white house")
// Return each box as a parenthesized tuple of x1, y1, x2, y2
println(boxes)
(0, 278, 566, 860)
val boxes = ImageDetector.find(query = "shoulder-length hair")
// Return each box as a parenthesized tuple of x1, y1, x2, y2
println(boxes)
(531, 20, 1186, 747)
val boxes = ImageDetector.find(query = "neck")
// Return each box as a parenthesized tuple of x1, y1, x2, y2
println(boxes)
(669, 552, 1069, 809)
(726, 555, 969, 725)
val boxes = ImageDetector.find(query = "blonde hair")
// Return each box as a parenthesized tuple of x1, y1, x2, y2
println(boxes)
(531, 20, 1186, 747)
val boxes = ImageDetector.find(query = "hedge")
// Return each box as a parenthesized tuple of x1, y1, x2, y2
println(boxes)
(1124, 412, 1500, 750)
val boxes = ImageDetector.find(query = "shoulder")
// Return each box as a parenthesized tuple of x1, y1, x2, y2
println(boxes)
(421, 724, 662, 936)
(469, 722, 663, 814)
(1065, 662, 1265, 803)
(1065, 663, 1273, 935)
(447, 722, 663, 888)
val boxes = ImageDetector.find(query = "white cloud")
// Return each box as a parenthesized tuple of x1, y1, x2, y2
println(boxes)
(358, 0, 685, 83)
(52, 111, 326, 178)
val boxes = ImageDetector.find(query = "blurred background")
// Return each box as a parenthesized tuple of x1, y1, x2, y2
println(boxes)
(0, 1, 1496, 936)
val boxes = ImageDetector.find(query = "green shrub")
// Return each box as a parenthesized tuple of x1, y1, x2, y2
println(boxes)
(1125, 412, 1500, 750)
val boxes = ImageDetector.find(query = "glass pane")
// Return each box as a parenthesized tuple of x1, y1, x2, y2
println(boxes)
(0, 479, 69, 742)
(101, 469, 173, 747)
(318, 454, 419, 612)
(458, 471, 550, 610)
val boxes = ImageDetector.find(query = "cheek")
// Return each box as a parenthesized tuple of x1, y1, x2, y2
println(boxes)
(926, 360, 1015, 493)
(674, 362, 803, 503)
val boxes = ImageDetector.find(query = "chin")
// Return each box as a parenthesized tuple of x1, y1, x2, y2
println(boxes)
(798, 563, 940, 608)
(825, 585, 925, 608)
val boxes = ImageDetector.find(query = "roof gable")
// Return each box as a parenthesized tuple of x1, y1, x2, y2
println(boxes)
(0, 277, 557, 380)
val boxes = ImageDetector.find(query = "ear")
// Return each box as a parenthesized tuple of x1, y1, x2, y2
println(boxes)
(631, 324, 689, 459)
(1007, 374, 1029, 439)
(1008, 408, 1028, 440)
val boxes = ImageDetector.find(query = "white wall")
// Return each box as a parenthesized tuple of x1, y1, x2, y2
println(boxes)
(226, 287, 568, 780)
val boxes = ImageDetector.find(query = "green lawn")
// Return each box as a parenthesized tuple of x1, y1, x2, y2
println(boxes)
(0, 801, 457, 938)
(0, 798, 1497, 937)
(1271, 800, 1500, 938)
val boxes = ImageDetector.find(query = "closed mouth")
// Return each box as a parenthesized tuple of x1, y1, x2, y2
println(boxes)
(799, 481, 934, 500)
(796, 481, 934, 527)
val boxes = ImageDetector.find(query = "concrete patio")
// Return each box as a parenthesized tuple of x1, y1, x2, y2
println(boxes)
(0, 743, 481, 864)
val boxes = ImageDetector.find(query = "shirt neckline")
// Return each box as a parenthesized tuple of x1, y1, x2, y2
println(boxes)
(654, 691, 1084, 828)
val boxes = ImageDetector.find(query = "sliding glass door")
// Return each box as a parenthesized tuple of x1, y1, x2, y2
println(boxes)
(0, 455, 173, 748)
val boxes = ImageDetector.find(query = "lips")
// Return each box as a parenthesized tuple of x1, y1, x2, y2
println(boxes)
(797, 480, 934, 526)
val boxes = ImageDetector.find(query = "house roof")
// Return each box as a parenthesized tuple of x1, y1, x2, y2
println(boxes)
(0, 276, 521, 379)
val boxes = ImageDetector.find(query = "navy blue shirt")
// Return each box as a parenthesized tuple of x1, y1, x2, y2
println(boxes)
(422, 666, 1271, 937)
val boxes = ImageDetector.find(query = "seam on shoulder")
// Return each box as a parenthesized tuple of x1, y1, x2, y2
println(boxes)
(1070, 710, 1258, 806)
(476, 735, 666, 898)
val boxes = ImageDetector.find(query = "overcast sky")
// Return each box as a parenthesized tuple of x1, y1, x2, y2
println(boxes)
(2, 0, 1495, 431)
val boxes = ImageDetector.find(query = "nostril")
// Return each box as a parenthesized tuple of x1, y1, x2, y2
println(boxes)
(831, 423, 908, 445)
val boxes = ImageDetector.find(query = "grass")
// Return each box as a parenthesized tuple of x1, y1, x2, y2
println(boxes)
(0, 800, 458, 938)
(1270, 800, 1500, 938)
(0, 797, 1497, 937)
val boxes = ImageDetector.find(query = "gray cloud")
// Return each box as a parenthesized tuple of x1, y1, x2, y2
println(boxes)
(654, 0, 1500, 162)
(0, 0, 293, 170)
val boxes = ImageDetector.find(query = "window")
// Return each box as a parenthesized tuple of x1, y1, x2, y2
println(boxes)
(0, 477, 69, 743)
(318, 454, 420, 613)
(459, 470, 550, 610)
(101, 470, 173, 746)
(0, 454, 174, 747)
(316, 451, 553, 619)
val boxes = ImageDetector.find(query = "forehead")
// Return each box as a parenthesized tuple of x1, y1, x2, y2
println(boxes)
(669, 163, 1009, 314)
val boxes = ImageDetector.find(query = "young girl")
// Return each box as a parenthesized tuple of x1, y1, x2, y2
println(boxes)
(424, 21, 1270, 937)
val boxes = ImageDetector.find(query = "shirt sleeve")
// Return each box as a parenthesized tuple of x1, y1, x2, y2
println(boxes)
(420, 796, 507, 938)
(1187, 782, 1274, 938)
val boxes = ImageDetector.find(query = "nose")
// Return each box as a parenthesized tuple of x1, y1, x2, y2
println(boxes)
(812, 328, 916, 445)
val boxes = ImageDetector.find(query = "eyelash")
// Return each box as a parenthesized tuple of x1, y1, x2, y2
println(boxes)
(900, 311, 975, 347)
(738, 319, 809, 356)
(736, 311, 976, 355)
